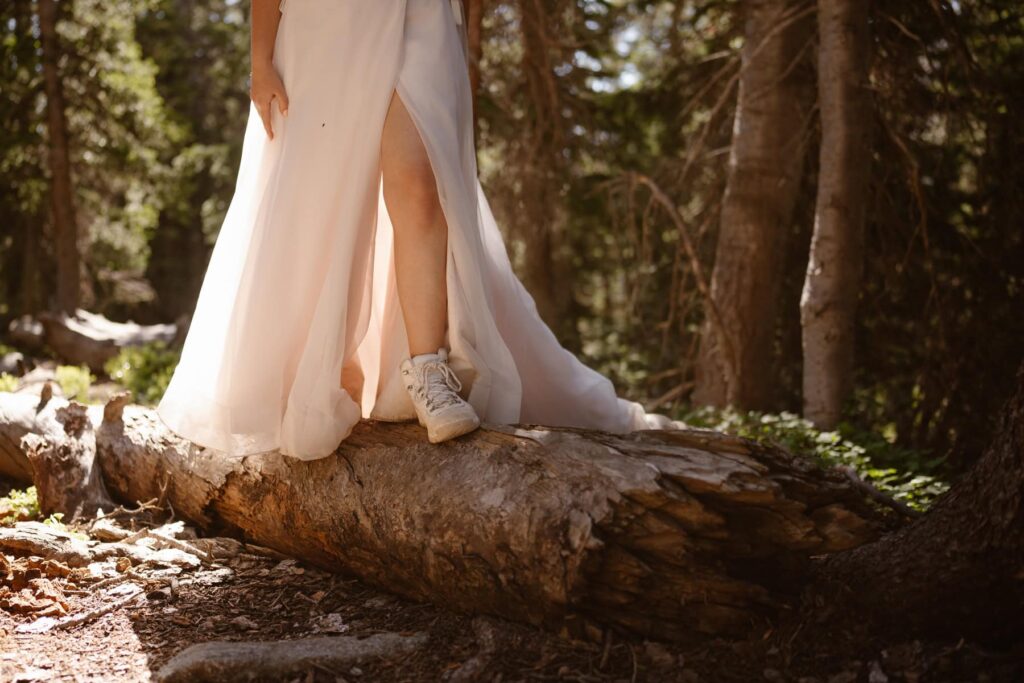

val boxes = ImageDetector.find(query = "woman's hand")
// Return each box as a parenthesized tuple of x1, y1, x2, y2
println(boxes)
(250, 63, 289, 140)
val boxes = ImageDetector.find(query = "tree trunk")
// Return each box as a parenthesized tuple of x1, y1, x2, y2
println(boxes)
(0, 391, 883, 644)
(693, 0, 815, 410)
(38, 0, 80, 315)
(800, 0, 873, 429)
(513, 0, 574, 339)
(3, 0, 42, 320)
(19, 212, 43, 316)
(466, 0, 484, 136)
(806, 361, 1024, 644)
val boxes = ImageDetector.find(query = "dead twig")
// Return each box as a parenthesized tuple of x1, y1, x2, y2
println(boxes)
(15, 583, 145, 633)
(631, 173, 741, 398)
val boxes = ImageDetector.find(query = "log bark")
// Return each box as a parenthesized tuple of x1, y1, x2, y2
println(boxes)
(0, 390, 885, 644)
(0, 388, 114, 517)
(0, 385, 70, 483)
(21, 396, 114, 520)
(800, 0, 873, 429)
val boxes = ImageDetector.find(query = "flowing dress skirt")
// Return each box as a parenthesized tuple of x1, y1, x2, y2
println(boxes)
(156, 0, 672, 460)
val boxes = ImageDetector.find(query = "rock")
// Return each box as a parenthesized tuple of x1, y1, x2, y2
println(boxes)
(643, 641, 676, 669)
(868, 661, 888, 683)
(1, 351, 25, 376)
(230, 615, 259, 630)
(313, 613, 349, 634)
(828, 672, 857, 683)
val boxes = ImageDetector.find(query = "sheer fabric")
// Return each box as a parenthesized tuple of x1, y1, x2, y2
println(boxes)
(156, 0, 676, 460)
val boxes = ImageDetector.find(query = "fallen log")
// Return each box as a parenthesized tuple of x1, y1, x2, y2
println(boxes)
(34, 308, 177, 372)
(0, 385, 113, 517)
(0, 388, 54, 482)
(0, 390, 885, 643)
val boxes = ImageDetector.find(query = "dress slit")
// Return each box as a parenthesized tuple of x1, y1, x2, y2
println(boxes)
(156, 0, 671, 462)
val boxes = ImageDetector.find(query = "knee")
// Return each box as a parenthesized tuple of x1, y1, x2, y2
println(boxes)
(383, 155, 443, 226)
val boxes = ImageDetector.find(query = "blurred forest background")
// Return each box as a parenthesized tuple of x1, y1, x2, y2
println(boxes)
(1, 0, 1021, 506)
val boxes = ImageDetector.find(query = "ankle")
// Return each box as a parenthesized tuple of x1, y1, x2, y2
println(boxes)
(408, 347, 448, 365)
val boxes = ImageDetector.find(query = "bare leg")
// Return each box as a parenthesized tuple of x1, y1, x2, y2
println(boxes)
(380, 90, 448, 357)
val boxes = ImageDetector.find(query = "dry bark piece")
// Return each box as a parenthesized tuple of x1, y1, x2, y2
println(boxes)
(154, 632, 429, 683)
(0, 521, 203, 570)
(14, 582, 145, 634)
(0, 521, 96, 567)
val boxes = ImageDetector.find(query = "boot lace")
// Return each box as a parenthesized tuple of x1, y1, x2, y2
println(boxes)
(409, 359, 464, 413)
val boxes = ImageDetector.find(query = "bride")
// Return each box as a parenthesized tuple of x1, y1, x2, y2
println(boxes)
(156, 0, 676, 459)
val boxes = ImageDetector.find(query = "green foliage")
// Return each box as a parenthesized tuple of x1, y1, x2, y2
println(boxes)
(43, 511, 87, 537)
(57, 0, 171, 279)
(104, 340, 179, 404)
(0, 0, 174, 322)
(0, 485, 39, 525)
(42, 511, 71, 531)
(0, 486, 80, 532)
(134, 0, 251, 318)
(0, 373, 17, 392)
(679, 405, 950, 511)
(55, 364, 95, 402)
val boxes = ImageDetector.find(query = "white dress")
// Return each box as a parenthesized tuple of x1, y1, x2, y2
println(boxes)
(156, 0, 674, 460)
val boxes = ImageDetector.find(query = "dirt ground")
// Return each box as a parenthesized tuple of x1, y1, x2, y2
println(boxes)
(1, 479, 1022, 683)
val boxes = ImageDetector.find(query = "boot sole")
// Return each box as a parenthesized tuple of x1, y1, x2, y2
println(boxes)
(372, 414, 418, 423)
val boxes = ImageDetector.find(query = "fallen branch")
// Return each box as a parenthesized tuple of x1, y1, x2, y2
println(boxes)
(13, 583, 145, 634)
(0, 521, 203, 570)
(155, 632, 429, 683)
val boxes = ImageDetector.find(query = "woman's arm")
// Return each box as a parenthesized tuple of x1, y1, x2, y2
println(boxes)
(250, 1, 289, 140)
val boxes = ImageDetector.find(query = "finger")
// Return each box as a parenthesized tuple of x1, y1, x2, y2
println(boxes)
(259, 103, 273, 140)
(266, 96, 279, 139)
(268, 95, 280, 136)
(277, 88, 289, 117)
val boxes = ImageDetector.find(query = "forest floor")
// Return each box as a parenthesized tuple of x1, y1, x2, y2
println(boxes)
(1, 478, 1021, 683)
